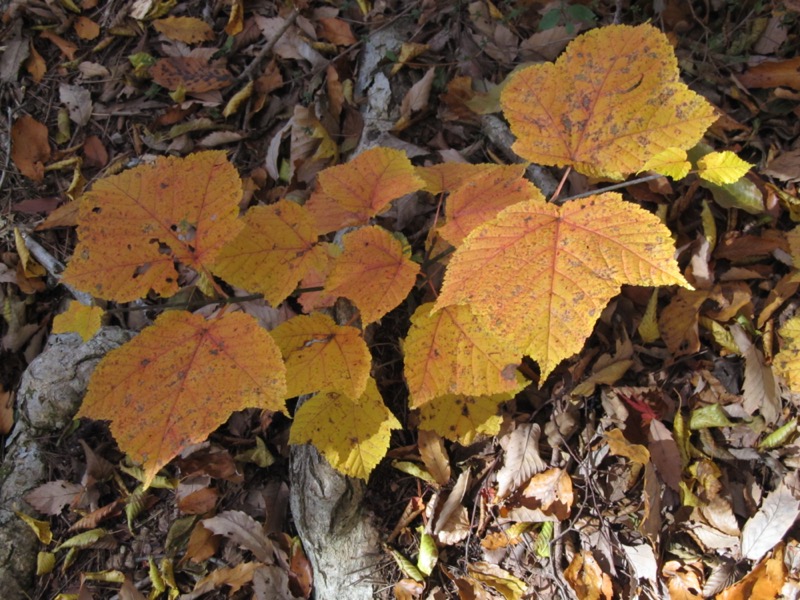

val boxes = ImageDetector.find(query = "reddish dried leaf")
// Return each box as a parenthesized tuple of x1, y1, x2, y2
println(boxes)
(150, 56, 234, 93)
(739, 56, 800, 90)
(271, 312, 371, 399)
(435, 193, 689, 379)
(212, 200, 320, 306)
(11, 115, 50, 182)
(63, 152, 244, 302)
(305, 147, 424, 234)
(39, 30, 77, 60)
(501, 24, 716, 179)
(316, 17, 356, 46)
(78, 311, 287, 488)
(73, 16, 100, 40)
(324, 226, 419, 323)
(564, 551, 613, 600)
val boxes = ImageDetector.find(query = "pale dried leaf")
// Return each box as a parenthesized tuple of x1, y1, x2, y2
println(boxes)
(200, 510, 276, 563)
(496, 423, 546, 500)
(741, 483, 800, 562)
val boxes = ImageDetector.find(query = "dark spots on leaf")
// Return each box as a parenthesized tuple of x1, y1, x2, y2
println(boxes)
(140, 358, 150, 367)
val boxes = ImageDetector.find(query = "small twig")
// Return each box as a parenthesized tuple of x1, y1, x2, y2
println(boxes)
(0, 106, 13, 197)
(549, 166, 571, 203)
(236, 8, 299, 83)
(557, 173, 664, 203)
(20, 230, 95, 306)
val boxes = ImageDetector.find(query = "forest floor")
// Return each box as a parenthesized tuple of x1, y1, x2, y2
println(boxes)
(2, 0, 800, 599)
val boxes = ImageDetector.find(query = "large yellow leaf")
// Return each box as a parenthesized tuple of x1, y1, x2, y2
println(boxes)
(416, 394, 507, 445)
(438, 164, 544, 246)
(270, 313, 371, 399)
(78, 311, 287, 488)
(500, 24, 717, 180)
(63, 152, 244, 302)
(403, 303, 525, 408)
(324, 226, 420, 323)
(289, 377, 401, 479)
(434, 193, 690, 379)
(305, 147, 424, 234)
(211, 200, 320, 306)
(774, 315, 800, 392)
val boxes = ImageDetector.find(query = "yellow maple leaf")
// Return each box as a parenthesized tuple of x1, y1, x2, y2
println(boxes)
(63, 151, 244, 302)
(434, 193, 690, 379)
(438, 164, 544, 246)
(305, 147, 424, 234)
(323, 226, 420, 323)
(52, 301, 104, 341)
(416, 394, 507, 444)
(211, 199, 320, 306)
(774, 315, 800, 392)
(500, 24, 717, 180)
(270, 312, 371, 399)
(403, 303, 525, 408)
(697, 150, 752, 185)
(289, 377, 401, 479)
(78, 311, 287, 488)
(640, 147, 691, 179)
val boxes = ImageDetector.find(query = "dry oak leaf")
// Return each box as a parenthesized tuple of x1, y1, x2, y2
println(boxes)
(416, 393, 506, 444)
(305, 147, 425, 234)
(438, 163, 545, 247)
(564, 550, 613, 600)
(78, 311, 287, 488)
(501, 24, 717, 180)
(212, 200, 320, 306)
(52, 301, 104, 342)
(434, 192, 689, 379)
(152, 17, 214, 44)
(11, 115, 50, 182)
(150, 56, 233, 93)
(63, 151, 244, 302)
(270, 312, 370, 399)
(522, 468, 574, 521)
(324, 226, 420, 323)
(289, 377, 401, 479)
(403, 302, 525, 408)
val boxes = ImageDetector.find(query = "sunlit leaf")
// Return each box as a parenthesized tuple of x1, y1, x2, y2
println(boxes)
(305, 147, 424, 234)
(415, 162, 502, 195)
(270, 313, 370, 399)
(52, 301, 104, 341)
(741, 483, 800, 562)
(640, 147, 691, 179)
(403, 303, 525, 408)
(501, 24, 716, 179)
(289, 378, 401, 479)
(773, 315, 800, 392)
(438, 164, 544, 246)
(63, 152, 244, 302)
(212, 200, 320, 306)
(324, 226, 419, 323)
(416, 394, 506, 444)
(697, 151, 752, 185)
(435, 193, 690, 379)
(78, 311, 287, 487)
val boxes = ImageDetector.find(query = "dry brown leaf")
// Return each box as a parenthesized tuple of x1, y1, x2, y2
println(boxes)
(564, 550, 613, 600)
(418, 429, 451, 487)
(496, 423, 546, 500)
(395, 67, 436, 131)
(11, 115, 50, 181)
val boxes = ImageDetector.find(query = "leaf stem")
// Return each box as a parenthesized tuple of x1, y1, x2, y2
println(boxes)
(556, 173, 664, 203)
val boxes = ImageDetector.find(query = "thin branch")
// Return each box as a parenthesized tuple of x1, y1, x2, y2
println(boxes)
(236, 8, 300, 83)
(556, 172, 665, 203)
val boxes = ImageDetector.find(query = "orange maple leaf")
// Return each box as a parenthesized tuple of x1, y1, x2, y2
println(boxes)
(403, 303, 525, 408)
(416, 163, 504, 195)
(434, 193, 690, 379)
(78, 311, 287, 488)
(500, 24, 717, 179)
(270, 313, 371, 399)
(63, 152, 244, 302)
(211, 199, 320, 306)
(304, 147, 424, 234)
(324, 226, 420, 323)
(438, 164, 544, 246)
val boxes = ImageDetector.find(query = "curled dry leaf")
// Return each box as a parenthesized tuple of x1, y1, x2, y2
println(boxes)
(496, 423, 546, 500)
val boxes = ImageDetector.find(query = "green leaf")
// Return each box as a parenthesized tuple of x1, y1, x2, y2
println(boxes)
(688, 404, 734, 429)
